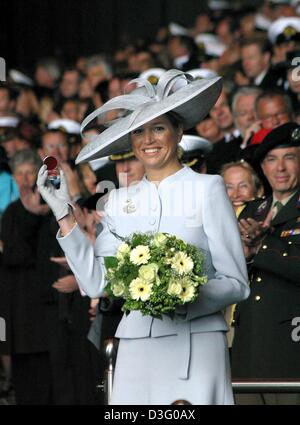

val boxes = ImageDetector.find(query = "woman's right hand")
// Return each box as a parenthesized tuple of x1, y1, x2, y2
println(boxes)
(36, 165, 72, 221)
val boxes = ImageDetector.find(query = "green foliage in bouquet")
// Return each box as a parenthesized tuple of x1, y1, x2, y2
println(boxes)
(104, 232, 207, 319)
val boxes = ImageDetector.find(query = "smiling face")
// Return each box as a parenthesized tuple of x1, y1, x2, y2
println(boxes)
(130, 114, 183, 178)
(256, 96, 291, 129)
(261, 146, 300, 200)
(210, 91, 234, 132)
(223, 165, 257, 209)
(13, 162, 38, 189)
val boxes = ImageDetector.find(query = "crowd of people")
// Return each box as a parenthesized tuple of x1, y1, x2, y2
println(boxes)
(1, 0, 300, 405)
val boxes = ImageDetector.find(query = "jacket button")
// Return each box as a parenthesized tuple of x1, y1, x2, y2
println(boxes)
(282, 252, 288, 257)
(262, 245, 267, 250)
(255, 295, 261, 302)
(288, 241, 292, 245)
(256, 277, 262, 282)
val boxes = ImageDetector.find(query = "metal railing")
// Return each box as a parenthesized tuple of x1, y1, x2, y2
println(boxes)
(232, 380, 300, 394)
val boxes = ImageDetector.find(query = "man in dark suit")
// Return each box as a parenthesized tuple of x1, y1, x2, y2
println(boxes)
(231, 122, 300, 404)
(205, 89, 242, 174)
(240, 37, 285, 90)
(167, 35, 201, 71)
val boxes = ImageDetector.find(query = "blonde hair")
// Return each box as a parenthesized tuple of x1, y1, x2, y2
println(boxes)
(221, 160, 263, 195)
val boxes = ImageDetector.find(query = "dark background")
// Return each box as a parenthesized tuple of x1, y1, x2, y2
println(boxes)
(0, 0, 261, 71)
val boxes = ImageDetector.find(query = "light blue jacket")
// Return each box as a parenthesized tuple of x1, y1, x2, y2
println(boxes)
(58, 167, 249, 378)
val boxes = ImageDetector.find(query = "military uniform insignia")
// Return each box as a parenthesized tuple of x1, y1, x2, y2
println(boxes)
(281, 228, 300, 237)
(123, 199, 136, 214)
(283, 25, 297, 37)
(291, 128, 300, 143)
(254, 200, 268, 218)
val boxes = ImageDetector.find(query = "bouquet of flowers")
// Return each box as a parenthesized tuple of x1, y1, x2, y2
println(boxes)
(104, 232, 207, 319)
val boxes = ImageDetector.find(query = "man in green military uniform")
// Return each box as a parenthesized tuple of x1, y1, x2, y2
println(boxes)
(231, 122, 300, 404)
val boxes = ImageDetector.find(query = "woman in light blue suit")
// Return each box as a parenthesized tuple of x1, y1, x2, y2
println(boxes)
(37, 70, 249, 405)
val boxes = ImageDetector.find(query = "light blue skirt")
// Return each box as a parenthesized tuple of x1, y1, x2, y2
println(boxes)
(110, 331, 234, 405)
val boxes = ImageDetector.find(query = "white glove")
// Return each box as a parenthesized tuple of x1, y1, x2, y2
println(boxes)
(37, 165, 72, 221)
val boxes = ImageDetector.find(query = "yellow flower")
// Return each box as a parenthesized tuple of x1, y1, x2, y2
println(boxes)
(178, 279, 196, 303)
(167, 280, 182, 296)
(129, 278, 153, 301)
(116, 242, 131, 260)
(139, 263, 159, 282)
(130, 245, 151, 265)
(171, 252, 194, 275)
(112, 281, 125, 297)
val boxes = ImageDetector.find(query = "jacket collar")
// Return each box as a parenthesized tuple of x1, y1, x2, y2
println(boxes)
(271, 188, 300, 226)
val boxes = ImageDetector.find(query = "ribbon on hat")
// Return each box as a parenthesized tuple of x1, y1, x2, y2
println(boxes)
(80, 69, 194, 138)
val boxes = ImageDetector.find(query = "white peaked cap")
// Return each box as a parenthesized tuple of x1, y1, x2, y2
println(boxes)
(48, 119, 81, 135)
(268, 17, 300, 44)
(168, 22, 189, 36)
(9, 69, 34, 87)
(195, 33, 226, 57)
(179, 134, 213, 154)
(0, 116, 20, 128)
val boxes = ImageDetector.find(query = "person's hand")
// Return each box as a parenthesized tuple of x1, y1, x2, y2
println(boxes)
(50, 256, 70, 270)
(37, 165, 72, 221)
(19, 185, 50, 215)
(234, 70, 250, 87)
(88, 299, 99, 322)
(239, 210, 273, 258)
(52, 275, 79, 293)
(240, 120, 263, 149)
(239, 218, 265, 246)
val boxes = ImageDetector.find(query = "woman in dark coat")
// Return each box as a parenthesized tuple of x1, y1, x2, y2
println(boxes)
(0, 150, 51, 404)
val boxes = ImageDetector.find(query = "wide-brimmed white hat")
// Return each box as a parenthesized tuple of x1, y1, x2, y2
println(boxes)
(76, 69, 222, 163)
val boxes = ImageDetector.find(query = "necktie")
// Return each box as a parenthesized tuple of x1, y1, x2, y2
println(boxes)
(273, 201, 283, 218)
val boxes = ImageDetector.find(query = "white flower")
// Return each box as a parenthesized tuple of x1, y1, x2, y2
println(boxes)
(167, 280, 182, 296)
(112, 281, 125, 297)
(178, 279, 196, 303)
(130, 245, 151, 265)
(139, 263, 159, 282)
(171, 252, 194, 275)
(152, 233, 167, 247)
(129, 278, 153, 301)
(116, 242, 131, 260)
